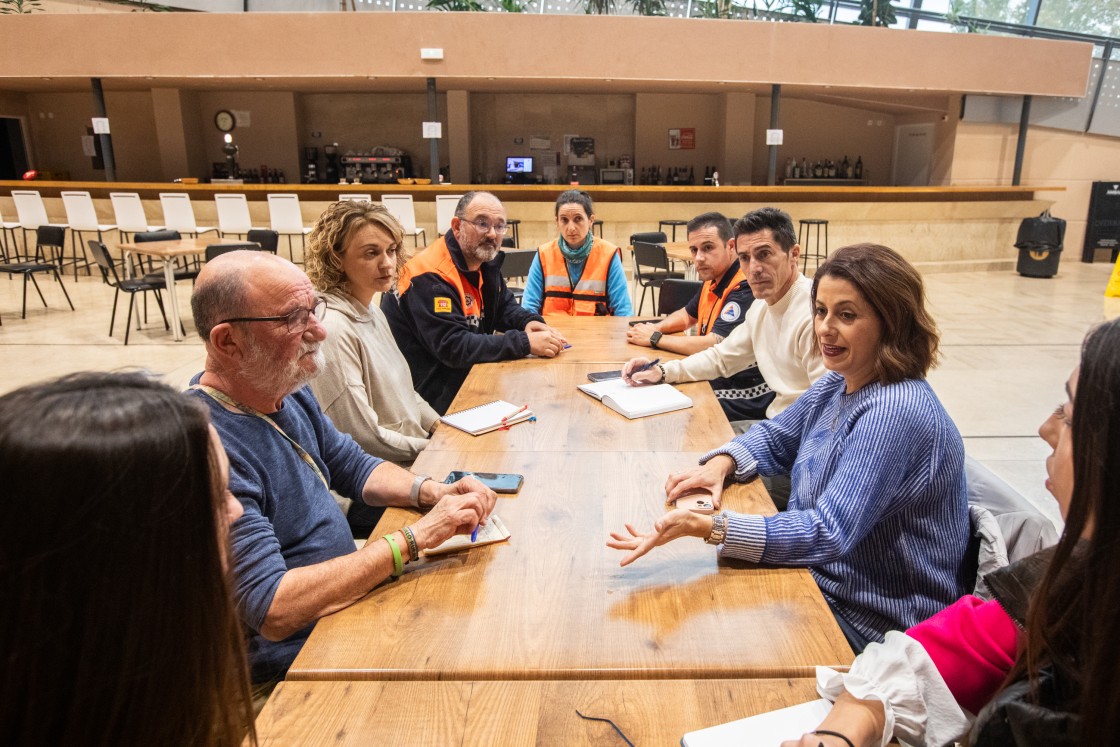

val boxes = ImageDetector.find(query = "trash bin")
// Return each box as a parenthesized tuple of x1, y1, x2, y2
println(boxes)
(1015, 210, 1066, 278)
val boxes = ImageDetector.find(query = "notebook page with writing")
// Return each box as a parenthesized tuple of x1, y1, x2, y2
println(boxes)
(577, 379, 692, 419)
(681, 698, 832, 746)
(439, 400, 532, 436)
(422, 514, 511, 556)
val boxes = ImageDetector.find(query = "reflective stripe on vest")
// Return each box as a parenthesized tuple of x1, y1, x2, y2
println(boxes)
(696, 266, 747, 335)
(397, 236, 482, 319)
(537, 238, 618, 316)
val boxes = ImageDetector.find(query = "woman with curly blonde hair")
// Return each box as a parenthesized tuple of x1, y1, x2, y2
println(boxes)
(306, 201, 439, 530)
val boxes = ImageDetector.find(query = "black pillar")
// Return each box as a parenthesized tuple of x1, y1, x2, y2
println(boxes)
(427, 77, 439, 182)
(1013, 95, 1031, 186)
(91, 77, 116, 182)
(767, 84, 781, 186)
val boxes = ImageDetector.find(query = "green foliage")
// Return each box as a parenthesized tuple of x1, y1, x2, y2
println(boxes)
(857, 0, 896, 26)
(787, 0, 822, 22)
(428, 0, 486, 9)
(496, 0, 526, 11)
(584, 0, 663, 15)
(0, 0, 43, 14)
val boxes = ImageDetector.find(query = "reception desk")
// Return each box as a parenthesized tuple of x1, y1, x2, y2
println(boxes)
(0, 181, 1059, 272)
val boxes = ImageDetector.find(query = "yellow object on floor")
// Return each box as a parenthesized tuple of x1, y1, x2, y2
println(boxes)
(1107, 255, 1120, 298)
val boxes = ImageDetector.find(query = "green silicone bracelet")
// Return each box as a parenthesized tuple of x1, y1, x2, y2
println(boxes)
(382, 533, 404, 578)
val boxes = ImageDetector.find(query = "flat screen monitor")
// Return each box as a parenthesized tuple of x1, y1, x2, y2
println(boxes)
(506, 157, 533, 174)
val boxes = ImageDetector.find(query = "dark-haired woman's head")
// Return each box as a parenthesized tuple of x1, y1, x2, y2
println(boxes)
(811, 244, 939, 390)
(555, 189, 595, 248)
(0, 372, 254, 746)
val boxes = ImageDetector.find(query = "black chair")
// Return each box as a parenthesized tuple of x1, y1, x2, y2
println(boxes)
(205, 242, 267, 261)
(88, 239, 171, 345)
(500, 249, 537, 304)
(632, 241, 685, 315)
(628, 231, 667, 246)
(657, 279, 703, 316)
(0, 226, 75, 324)
(247, 228, 280, 254)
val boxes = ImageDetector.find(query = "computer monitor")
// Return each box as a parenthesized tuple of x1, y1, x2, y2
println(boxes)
(506, 157, 533, 174)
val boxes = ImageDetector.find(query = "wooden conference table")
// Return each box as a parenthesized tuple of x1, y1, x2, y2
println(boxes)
(287, 317, 852, 686)
(116, 237, 211, 342)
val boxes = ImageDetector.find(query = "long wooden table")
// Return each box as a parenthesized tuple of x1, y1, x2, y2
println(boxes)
(255, 678, 821, 745)
(288, 321, 852, 684)
(535, 315, 678, 363)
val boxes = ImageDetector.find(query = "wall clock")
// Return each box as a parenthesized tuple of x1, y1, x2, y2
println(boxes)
(214, 110, 236, 133)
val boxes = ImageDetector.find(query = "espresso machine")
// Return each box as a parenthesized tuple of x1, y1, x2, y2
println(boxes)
(323, 143, 340, 184)
(302, 147, 319, 184)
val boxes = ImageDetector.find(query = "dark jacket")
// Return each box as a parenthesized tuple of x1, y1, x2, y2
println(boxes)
(970, 547, 1082, 746)
(383, 230, 544, 414)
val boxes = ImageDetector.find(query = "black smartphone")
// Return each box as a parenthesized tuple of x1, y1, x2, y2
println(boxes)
(444, 470, 524, 494)
(587, 370, 622, 382)
(627, 318, 663, 326)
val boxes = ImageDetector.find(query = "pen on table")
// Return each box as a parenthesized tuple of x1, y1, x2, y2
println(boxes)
(471, 524, 479, 543)
(500, 403, 529, 423)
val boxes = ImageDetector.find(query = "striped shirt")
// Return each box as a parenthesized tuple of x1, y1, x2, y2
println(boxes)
(702, 371, 969, 642)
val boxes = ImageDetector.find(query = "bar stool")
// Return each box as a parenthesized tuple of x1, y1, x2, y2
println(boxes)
(658, 219, 687, 241)
(592, 220, 603, 238)
(506, 219, 521, 248)
(798, 219, 829, 273)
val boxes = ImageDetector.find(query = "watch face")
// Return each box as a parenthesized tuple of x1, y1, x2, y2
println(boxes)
(214, 110, 235, 133)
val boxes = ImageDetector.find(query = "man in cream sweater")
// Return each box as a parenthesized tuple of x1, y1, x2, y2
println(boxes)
(623, 207, 824, 423)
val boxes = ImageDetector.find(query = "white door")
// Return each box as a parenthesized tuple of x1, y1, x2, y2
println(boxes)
(892, 123, 934, 186)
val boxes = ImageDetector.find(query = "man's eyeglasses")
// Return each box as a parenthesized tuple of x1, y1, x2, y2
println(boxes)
(219, 298, 327, 334)
(464, 218, 508, 235)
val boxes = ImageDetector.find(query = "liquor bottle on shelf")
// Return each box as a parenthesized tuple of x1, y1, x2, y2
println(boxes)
(842, 155, 851, 179)
(854, 156, 863, 180)
(689, 166, 696, 184)
(784, 158, 793, 180)
(827, 160, 837, 178)
(800, 158, 808, 178)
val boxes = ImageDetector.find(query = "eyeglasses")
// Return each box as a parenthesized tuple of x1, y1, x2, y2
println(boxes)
(219, 298, 327, 334)
(464, 218, 508, 235)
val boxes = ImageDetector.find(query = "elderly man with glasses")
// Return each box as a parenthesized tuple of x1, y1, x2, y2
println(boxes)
(384, 190, 567, 414)
(187, 250, 498, 703)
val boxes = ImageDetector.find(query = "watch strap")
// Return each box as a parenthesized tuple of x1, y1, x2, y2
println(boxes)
(409, 474, 430, 509)
(649, 330, 663, 349)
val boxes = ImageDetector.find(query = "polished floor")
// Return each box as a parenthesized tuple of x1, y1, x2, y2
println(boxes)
(3, 254, 1116, 531)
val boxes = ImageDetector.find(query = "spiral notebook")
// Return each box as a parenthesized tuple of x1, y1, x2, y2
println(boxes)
(439, 400, 534, 436)
(577, 379, 692, 420)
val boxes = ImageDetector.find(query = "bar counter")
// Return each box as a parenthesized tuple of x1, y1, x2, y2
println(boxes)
(1, 181, 1060, 272)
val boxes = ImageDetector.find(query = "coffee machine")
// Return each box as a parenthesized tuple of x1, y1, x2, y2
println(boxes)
(302, 147, 319, 184)
(323, 143, 340, 184)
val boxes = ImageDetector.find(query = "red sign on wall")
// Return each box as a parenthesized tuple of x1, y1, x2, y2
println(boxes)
(679, 128, 695, 150)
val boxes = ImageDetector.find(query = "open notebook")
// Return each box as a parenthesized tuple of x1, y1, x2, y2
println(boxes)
(439, 400, 533, 436)
(681, 698, 832, 746)
(577, 379, 692, 420)
(422, 514, 511, 556)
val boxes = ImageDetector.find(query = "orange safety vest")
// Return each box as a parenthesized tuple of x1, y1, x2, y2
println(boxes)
(398, 236, 483, 321)
(537, 238, 620, 316)
(695, 265, 747, 335)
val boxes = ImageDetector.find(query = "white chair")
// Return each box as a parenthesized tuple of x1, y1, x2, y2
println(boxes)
(339, 194, 373, 203)
(158, 193, 216, 237)
(12, 190, 69, 273)
(436, 194, 463, 236)
(214, 194, 261, 238)
(0, 205, 21, 262)
(381, 194, 426, 248)
(110, 192, 163, 242)
(61, 191, 116, 279)
(267, 193, 312, 263)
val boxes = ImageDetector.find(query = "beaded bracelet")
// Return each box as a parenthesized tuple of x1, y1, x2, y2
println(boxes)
(382, 533, 404, 578)
(402, 526, 419, 562)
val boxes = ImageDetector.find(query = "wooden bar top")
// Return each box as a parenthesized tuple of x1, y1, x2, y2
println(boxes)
(0, 179, 1062, 204)
(288, 450, 853, 682)
(256, 678, 822, 746)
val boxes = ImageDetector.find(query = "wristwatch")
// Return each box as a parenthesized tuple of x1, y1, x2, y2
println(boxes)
(705, 512, 728, 545)
(649, 330, 663, 350)
(409, 474, 431, 509)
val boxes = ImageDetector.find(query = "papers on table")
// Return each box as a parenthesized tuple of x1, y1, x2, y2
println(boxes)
(577, 378, 692, 420)
(422, 514, 511, 556)
(439, 400, 533, 436)
(681, 698, 832, 746)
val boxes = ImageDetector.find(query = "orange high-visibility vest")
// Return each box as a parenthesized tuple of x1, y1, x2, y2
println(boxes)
(695, 265, 747, 335)
(398, 236, 483, 320)
(537, 238, 619, 316)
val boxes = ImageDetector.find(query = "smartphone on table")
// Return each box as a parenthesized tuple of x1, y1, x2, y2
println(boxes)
(444, 470, 524, 494)
(587, 370, 622, 382)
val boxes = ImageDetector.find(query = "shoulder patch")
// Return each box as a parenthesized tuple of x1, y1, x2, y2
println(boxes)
(433, 297, 453, 313)
(720, 302, 742, 322)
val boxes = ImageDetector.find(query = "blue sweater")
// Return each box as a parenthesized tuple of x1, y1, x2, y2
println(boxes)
(521, 252, 634, 316)
(187, 380, 382, 683)
(704, 371, 969, 642)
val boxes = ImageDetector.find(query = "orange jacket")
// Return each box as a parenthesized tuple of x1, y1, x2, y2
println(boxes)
(536, 238, 619, 316)
(696, 265, 747, 335)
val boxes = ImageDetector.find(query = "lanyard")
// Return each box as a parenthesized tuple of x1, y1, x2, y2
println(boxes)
(190, 384, 329, 490)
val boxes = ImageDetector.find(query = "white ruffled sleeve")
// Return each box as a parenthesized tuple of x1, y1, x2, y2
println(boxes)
(815, 631, 974, 747)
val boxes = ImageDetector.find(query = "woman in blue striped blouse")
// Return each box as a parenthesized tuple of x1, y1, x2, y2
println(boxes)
(609, 243, 970, 652)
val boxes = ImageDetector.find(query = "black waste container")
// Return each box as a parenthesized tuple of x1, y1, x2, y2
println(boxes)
(1015, 210, 1066, 278)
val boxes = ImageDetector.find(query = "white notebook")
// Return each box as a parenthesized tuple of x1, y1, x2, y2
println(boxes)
(439, 400, 533, 436)
(422, 514, 511, 556)
(577, 379, 692, 420)
(681, 698, 832, 746)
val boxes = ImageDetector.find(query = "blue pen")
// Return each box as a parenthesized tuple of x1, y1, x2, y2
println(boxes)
(632, 357, 660, 374)
(471, 525, 479, 542)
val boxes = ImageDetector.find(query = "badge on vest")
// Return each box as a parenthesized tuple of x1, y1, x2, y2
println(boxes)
(720, 302, 741, 322)
(434, 297, 452, 313)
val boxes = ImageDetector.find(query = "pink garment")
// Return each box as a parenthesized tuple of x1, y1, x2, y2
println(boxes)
(906, 595, 1020, 715)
